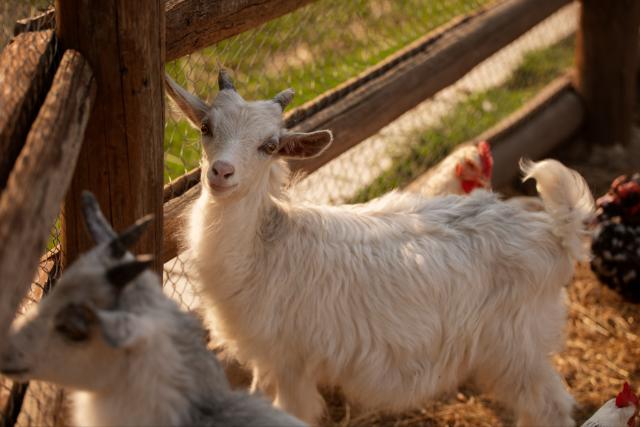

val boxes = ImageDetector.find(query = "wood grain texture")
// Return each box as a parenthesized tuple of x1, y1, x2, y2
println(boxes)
(576, 0, 640, 146)
(13, 9, 55, 35)
(165, 0, 314, 61)
(0, 50, 95, 356)
(0, 30, 58, 191)
(164, 167, 201, 202)
(16, 0, 314, 61)
(56, 0, 165, 273)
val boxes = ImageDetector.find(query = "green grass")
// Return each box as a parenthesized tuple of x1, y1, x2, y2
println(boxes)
(350, 36, 576, 203)
(164, 0, 492, 182)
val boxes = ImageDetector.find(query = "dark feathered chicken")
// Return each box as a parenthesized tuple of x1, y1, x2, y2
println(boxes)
(591, 173, 640, 302)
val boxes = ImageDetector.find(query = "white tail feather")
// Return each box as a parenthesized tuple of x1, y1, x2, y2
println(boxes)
(520, 159, 595, 261)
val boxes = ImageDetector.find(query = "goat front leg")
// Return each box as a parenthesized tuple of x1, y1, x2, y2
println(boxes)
(274, 372, 324, 425)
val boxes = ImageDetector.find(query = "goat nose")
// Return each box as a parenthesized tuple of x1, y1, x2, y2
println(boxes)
(211, 161, 235, 179)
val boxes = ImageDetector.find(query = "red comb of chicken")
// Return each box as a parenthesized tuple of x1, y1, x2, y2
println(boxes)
(616, 382, 639, 408)
(477, 140, 493, 179)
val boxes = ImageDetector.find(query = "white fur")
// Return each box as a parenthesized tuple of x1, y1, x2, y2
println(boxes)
(189, 158, 594, 426)
(165, 76, 592, 426)
(521, 159, 595, 261)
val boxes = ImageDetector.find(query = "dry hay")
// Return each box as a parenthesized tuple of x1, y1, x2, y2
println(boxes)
(318, 263, 640, 427)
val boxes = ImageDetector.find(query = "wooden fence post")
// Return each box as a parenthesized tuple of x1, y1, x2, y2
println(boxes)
(576, 0, 640, 146)
(55, 0, 165, 273)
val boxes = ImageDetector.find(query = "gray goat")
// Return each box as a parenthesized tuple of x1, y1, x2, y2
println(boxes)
(0, 192, 305, 427)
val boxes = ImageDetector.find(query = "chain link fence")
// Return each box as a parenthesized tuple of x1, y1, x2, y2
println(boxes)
(0, 0, 579, 425)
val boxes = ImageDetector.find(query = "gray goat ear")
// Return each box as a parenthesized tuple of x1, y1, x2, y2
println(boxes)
(105, 255, 154, 290)
(273, 88, 294, 111)
(96, 310, 154, 349)
(82, 191, 117, 244)
(218, 68, 236, 91)
(109, 215, 153, 258)
(278, 130, 333, 159)
(164, 73, 210, 127)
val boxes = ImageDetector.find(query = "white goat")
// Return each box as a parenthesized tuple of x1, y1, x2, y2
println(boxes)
(0, 192, 305, 427)
(166, 70, 594, 426)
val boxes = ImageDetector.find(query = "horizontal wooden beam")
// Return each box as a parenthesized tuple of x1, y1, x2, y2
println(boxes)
(165, 0, 314, 60)
(164, 167, 201, 202)
(16, 1, 314, 62)
(288, 0, 572, 174)
(0, 30, 58, 191)
(0, 50, 95, 356)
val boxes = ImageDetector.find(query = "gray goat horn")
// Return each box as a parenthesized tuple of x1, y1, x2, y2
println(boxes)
(106, 255, 154, 290)
(82, 191, 117, 244)
(218, 69, 236, 91)
(273, 88, 295, 110)
(109, 215, 154, 258)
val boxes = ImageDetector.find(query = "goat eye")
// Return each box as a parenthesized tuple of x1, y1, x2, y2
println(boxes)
(54, 303, 94, 342)
(260, 138, 279, 155)
(200, 122, 212, 136)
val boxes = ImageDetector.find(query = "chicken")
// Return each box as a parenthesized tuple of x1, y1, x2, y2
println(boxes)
(406, 140, 493, 197)
(590, 173, 640, 302)
(582, 382, 639, 427)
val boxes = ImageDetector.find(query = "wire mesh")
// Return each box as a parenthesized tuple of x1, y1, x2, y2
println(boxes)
(0, 0, 581, 425)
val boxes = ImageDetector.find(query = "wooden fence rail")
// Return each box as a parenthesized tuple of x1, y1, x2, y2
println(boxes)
(0, 50, 95, 356)
(0, 31, 58, 191)
(15, 0, 315, 61)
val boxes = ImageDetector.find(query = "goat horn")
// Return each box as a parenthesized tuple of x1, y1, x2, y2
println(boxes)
(273, 88, 295, 111)
(218, 69, 236, 91)
(106, 255, 154, 290)
(81, 191, 117, 244)
(109, 215, 154, 258)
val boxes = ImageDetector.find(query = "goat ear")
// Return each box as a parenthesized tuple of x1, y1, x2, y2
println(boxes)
(109, 216, 154, 258)
(82, 191, 117, 244)
(105, 256, 154, 290)
(278, 130, 333, 159)
(164, 73, 209, 127)
(96, 310, 154, 349)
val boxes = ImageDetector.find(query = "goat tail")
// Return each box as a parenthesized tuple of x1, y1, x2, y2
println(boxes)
(520, 158, 595, 261)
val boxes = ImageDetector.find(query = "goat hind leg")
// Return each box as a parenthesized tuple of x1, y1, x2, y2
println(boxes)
(274, 373, 324, 425)
(478, 359, 574, 427)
